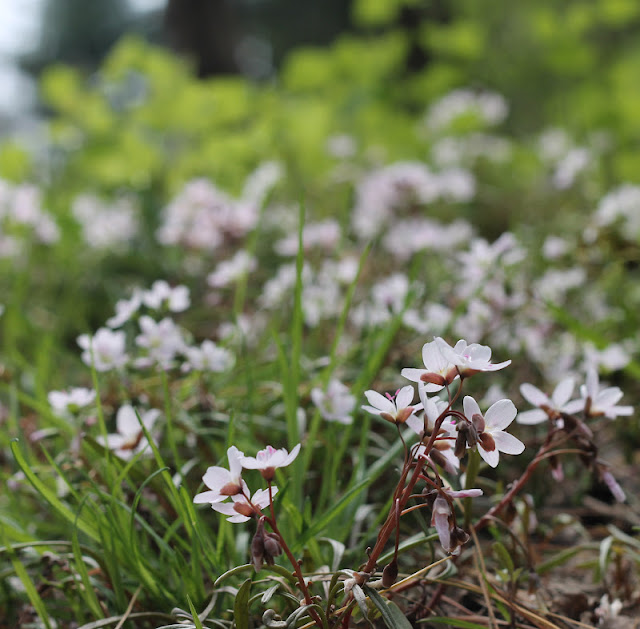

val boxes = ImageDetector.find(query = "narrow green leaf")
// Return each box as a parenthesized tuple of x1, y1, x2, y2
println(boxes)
(186, 595, 205, 629)
(213, 563, 254, 586)
(1, 526, 52, 629)
(234, 578, 252, 629)
(492, 541, 515, 575)
(10, 439, 100, 542)
(363, 585, 413, 629)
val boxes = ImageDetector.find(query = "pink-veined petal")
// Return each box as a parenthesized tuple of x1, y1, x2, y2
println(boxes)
(484, 399, 517, 431)
(493, 430, 525, 455)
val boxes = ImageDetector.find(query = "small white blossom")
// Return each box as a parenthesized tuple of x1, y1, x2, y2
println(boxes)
(135, 316, 186, 369)
(565, 368, 633, 419)
(207, 251, 257, 288)
(211, 487, 277, 523)
(362, 385, 422, 425)
(77, 328, 128, 371)
(182, 340, 234, 372)
(48, 388, 96, 417)
(97, 405, 160, 460)
(518, 378, 578, 425)
(311, 379, 356, 424)
(194, 446, 247, 505)
(143, 280, 190, 312)
(462, 396, 524, 468)
(107, 290, 143, 328)
(241, 444, 301, 481)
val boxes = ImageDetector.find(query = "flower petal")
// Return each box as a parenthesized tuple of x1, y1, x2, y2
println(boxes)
(519, 383, 549, 407)
(493, 430, 525, 455)
(363, 390, 396, 414)
(401, 368, 427, 383)
(516, 409, 547, 425)
(478, 444, 499, 468)
(484, 399, 517, 431)
(463, 396, 482, 420)
(552, 377, 574, 407)
(395, 385, 416, 409)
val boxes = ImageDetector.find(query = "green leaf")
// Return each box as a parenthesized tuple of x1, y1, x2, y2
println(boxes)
(419, 618, 491, 628)
(363, 585, 413, 629)
(1, 526, 53, 629)
(10, 440, 100, 542)
(492, 541, 515, 575)
(234, 578, 252, 629)
(186, 595, 205, 629)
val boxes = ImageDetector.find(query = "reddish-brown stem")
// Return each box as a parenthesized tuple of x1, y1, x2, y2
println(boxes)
(264, 483, 323, 628)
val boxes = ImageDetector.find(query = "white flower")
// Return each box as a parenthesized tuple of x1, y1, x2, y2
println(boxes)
(143, 280, 190, 312)
(241, 444, 301, 481)
(48, 387, 96, 417)
(518, 378, 577, 425)
(310, 379, 356, 424)
(362, 385, 422, 425)
(565, 368, 633, 419)
(436, 338, 511, 378)
(77, 328, 128, 371)
(182, 340, 234, 372)
(462, 396, 524, 468)
(401, 339, 458, 392)
(211, 487, 277, 523)
(207, 251, 257, 288)
(97, 405, 160, 460)
(193, 446, 247, 505)
(135, 316, 185, 368)
(274, 220, 341, 256)
(107, 290, 143, 328)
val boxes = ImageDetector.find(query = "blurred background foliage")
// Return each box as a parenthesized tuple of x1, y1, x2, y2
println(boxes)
(2, 0, 640, 379)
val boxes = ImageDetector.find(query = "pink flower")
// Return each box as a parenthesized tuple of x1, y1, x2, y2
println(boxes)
(462, 396, 524, 467)
(211, 487, 277, 523)
(241, 444, 301, 481)
(362, 385, 422, 425)
(193, 446, 246, 505)
(435, 338, 511, 378)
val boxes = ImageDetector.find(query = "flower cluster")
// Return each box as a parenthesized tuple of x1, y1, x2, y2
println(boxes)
(193, 444, 300, 523)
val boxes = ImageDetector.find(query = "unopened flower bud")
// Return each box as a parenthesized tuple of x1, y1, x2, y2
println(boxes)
(382, 559, 398, 588)
(471, 412, 485, 433)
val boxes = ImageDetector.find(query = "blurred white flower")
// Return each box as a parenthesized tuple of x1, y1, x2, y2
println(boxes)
(48, 387, 96, 417)
(207, 251, 257, 288)
(97, 405, 160, 460)
(311, 379, 356, 424)
(182, 340, 234, 372)
(135, 316, 185, 369)
(77, 328, 128, 371)
(143, 280, 190, 312)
